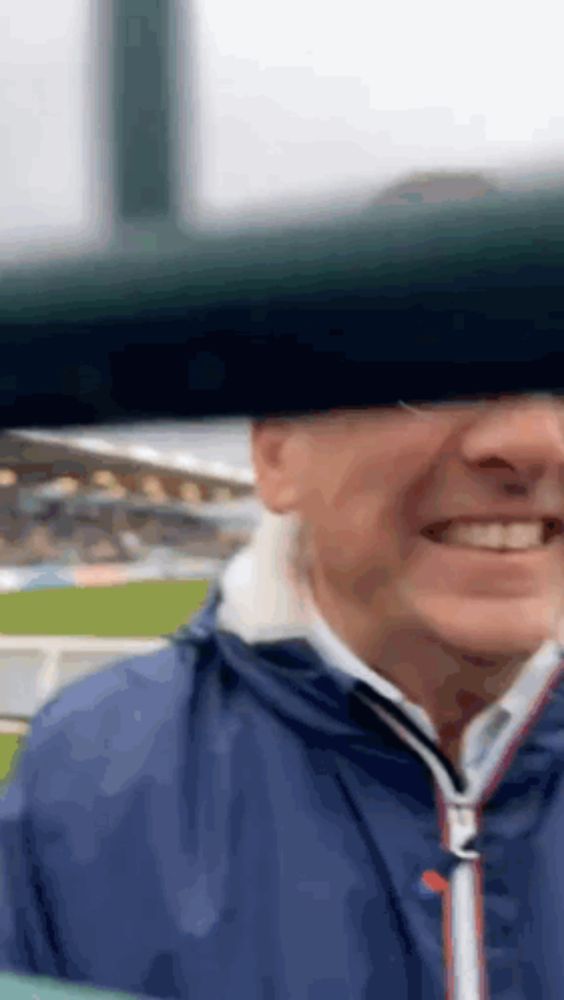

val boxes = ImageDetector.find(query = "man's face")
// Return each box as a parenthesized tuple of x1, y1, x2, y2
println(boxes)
(252, 398, 564, 658)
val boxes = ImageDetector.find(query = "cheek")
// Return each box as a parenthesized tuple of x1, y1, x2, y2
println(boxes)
(344, 499, 392, 541)
(309, 510, 401, 602)
(309, 491, 399, 564)
(301, 438, 436, 563)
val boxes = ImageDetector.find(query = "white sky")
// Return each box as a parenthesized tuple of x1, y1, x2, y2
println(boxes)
(0, 0, 93, 247)
(195, 0, 564, 213)
(0, 0, 563, 243)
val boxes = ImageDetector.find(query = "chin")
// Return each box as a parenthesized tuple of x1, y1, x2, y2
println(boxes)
(416, 595, 560, 661)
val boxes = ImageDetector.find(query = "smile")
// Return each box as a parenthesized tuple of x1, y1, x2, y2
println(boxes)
(422, 519, 563, 551)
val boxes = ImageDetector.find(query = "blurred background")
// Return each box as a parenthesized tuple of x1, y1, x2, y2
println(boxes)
(0, 0, 563, 771)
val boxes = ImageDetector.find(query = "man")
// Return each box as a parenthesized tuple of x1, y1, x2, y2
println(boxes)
(1, 395, 564, 999)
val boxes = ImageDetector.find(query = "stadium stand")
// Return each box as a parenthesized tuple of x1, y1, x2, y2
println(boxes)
(0, 428, 258, 573)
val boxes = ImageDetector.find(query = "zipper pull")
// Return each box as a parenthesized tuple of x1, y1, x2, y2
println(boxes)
(447, 804, 479, 860)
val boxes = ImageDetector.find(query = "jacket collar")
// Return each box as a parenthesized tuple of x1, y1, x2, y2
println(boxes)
(216, 510, 308, 643)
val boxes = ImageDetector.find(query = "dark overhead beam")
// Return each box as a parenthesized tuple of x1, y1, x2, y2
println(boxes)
(1, 187, 564, 428)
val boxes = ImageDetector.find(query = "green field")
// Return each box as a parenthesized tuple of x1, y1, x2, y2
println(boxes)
(0, 580, 212, 781)
(0, 734, 22, 782)
(0, 580, 210, 638)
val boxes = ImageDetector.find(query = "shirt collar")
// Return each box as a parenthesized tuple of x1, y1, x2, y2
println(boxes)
(305, 592, 437, 740)
(306, 589, 563, 754)
(461, 638, 563, 772)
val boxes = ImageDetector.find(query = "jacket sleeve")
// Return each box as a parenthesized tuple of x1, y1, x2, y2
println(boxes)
(0, 738, 63, 978)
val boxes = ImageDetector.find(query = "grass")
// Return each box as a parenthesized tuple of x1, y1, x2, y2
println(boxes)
(0, 580, 212, 782)
(0, 734, 23, 783)
(0, 580, 211, 638)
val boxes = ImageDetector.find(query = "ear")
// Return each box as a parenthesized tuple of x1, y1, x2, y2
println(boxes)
(251, 420, 306, 514)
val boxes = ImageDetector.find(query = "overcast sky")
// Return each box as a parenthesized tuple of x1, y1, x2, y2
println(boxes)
(0, 0, 563, 243)
(196, 0, 564, 215)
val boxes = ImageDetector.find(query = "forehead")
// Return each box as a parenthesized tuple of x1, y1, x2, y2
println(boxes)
(288, 410, 398, 467)
(295, 408, 399, 439)
(296, 408, 385, 429)
(296, 395, 562, 431)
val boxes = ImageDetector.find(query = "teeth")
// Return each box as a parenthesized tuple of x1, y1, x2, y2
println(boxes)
(504, 522, 543, 549)
(442, 521, 544, 550)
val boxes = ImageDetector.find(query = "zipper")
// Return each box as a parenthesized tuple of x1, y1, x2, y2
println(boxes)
(443, 802, 484, 1000)
(352, 655, 564, 1000)
(354, 685, 486, 1000)
(380, 705, 485, 999)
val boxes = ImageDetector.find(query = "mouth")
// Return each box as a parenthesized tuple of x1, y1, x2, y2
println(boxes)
(421, 518, 564, 552)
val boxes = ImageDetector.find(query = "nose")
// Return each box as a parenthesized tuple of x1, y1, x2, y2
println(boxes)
(460, 398, 564, 483)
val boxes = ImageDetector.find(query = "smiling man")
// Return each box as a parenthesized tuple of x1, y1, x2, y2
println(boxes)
(250, 400, 564, 759)
(1, 396, 564, 1000)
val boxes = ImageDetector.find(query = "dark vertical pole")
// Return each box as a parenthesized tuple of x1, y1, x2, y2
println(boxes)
(98, 0, 190, 241)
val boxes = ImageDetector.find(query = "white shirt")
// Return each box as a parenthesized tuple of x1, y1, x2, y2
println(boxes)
(306, 598, 561, 786)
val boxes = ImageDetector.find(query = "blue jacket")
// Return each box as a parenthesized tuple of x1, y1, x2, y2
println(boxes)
(1, 590, 563, 999)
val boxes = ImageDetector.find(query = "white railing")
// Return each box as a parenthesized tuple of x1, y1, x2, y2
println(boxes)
(0, 717, 29, 737)
(0, 635, 164, 718)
